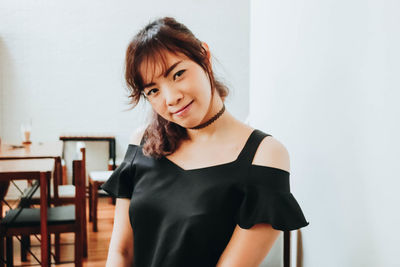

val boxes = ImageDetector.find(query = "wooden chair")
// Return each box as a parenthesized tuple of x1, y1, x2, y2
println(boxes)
(28, 142, 86, 205)
(88, 170, 113, 232)
(0, 152, 86, 266)
(21, 145, 88, 261)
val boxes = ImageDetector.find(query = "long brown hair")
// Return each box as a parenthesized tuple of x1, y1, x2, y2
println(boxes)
(125, 16, 229, 159)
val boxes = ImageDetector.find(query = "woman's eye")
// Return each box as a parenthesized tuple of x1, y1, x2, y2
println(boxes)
(173, 70, 185, 80)
(146, 88, 158, 96)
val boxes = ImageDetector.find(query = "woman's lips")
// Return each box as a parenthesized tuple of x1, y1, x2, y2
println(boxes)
(174, 100, 193, 117)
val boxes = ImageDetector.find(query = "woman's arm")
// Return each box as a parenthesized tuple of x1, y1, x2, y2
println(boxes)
(105, 198, 134, 267)
(216, 136, 290, 267)
(216, 224, 281, 267)
(105, 128, 146, 266)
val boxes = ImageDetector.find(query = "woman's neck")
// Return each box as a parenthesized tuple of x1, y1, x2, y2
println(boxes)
(186, 110, 241, 144)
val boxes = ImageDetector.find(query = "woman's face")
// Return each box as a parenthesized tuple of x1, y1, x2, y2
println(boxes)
(140, 51, 213, 128)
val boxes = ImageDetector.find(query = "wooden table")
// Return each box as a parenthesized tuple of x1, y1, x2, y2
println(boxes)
(0, 159, 53, 267)
(0, 142, 63, 195)
(0, 142, 63, 160)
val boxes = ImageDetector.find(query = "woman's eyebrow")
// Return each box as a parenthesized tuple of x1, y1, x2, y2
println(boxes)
(164, 60, 183, 78)
(143, 60, 183, 89)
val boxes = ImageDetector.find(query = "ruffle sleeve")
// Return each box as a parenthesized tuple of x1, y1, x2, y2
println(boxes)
(236, 165, 309, 231)
(101, 145, 138, 199)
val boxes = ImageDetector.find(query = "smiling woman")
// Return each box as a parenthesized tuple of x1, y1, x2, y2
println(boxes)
(102, 16, 309, 267)
(140, 53, 211, 119)
(124, 17, 229, 159)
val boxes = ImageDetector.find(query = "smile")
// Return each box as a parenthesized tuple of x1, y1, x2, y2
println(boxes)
(174, 101, 193, 117)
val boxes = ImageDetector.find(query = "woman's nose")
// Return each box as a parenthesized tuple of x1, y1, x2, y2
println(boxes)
(163, 87, 183, 106)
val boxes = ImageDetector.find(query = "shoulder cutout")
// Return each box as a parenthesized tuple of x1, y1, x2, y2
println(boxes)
(129, 125, 146, 146)
(252, 136, 290, 173)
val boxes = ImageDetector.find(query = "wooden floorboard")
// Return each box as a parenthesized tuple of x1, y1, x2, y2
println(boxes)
(5, 197, 115, 266)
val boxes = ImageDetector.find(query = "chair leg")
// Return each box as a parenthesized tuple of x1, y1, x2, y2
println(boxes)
(88, 182, 92, 222)
(93, 182, 99, 232)
(47, 235, 51, 266)
(283, 230, 291, 267)
(83, 200, 88, 258)
(20, 235, 29, 261)
(75, 232, 83, 267)
(55, 233, 61, 263)
(83, 225, 88, 258)
(5, 237, 12, 267)
(0, 236, 5, 267)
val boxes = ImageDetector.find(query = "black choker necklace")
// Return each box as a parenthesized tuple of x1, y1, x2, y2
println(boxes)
(189, 103, 225, 130)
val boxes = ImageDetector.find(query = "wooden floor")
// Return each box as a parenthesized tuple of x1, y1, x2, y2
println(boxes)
(6, 197, 115, 266)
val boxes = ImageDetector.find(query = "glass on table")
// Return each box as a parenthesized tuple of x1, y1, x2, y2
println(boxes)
(20, 120, 32, 145)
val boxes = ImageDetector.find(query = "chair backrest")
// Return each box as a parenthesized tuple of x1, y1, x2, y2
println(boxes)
(72, 147, 86, 228)
(72, 145, 86, 186)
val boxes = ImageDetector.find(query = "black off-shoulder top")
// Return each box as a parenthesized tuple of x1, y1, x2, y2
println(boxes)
(101, 129, 309, 267)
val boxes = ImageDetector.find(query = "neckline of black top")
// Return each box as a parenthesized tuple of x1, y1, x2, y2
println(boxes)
(127, 129, 290, 174)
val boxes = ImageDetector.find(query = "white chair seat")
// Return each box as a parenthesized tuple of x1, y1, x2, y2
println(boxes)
(32, 184, 76, 198)
(58, 185, 76, 197)
(89, 171, 113, 182)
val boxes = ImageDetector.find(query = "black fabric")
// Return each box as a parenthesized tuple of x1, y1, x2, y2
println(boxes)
(101, 144, 138, 198)
(101, 129, 309, 267)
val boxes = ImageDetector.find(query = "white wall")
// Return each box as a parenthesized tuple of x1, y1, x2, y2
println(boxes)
(0, 0, 250, 162)
(250, 0, 400, 266)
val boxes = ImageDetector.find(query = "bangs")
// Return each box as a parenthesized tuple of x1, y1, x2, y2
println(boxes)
(134, 44, 180, 91)
(126, 22, 209, 96)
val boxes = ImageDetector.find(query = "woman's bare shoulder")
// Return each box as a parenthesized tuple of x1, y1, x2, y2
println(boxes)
(129, 125, 146, 146)
(252, 134, 290, 173)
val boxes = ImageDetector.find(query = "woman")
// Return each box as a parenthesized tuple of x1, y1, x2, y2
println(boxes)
(102, 17, 309, 267)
